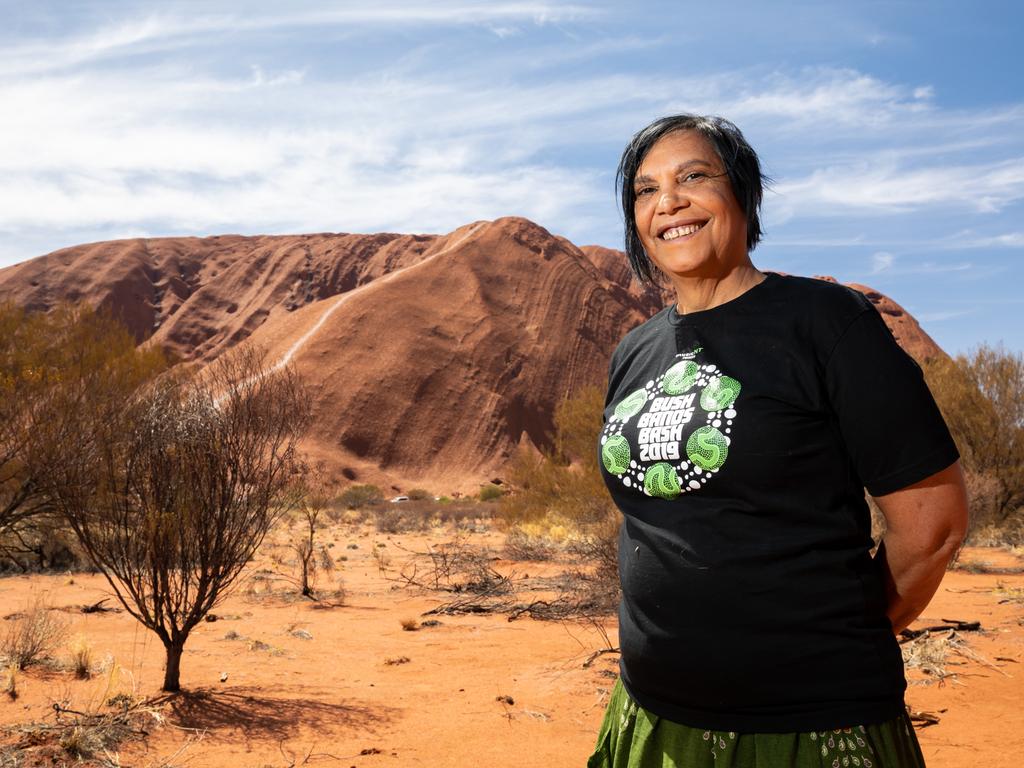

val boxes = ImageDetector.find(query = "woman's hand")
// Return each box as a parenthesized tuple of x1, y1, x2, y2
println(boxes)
(872, 460, 969, 635)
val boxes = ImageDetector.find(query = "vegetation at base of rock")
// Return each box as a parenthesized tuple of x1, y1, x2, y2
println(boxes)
(478, 483, 504, 502)
(338, 484, 384, 509)
(499, 385, 620, 607)
(924, 344, 1024, 545)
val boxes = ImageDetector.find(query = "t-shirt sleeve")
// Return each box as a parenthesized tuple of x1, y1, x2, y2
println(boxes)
(825, 307, 959, 497)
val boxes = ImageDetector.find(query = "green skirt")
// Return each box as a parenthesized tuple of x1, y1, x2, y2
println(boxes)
(588, 679, 926, 768)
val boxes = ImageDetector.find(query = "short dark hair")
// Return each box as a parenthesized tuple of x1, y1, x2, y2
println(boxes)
(616, 114, 768, 283)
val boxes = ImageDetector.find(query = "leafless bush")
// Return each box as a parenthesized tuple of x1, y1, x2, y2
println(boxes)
(288, 465, 335, 598)
(503, 529, 558, 562)
(1, 597, 69, 669)
(50, 346, 311, 692)
(373, 505, 427, 534)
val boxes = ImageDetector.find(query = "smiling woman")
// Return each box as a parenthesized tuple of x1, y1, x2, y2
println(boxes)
(589, 114, 968, 768)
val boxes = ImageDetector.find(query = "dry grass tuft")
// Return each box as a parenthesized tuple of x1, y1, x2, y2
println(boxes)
(69, 634, 93, 679)
(1, 596, 69, 669)
(901, 629, 1005, 684)
(400, 618, 419, 632)
(1, 694, 166, 765)
(2, 663, 16, 700)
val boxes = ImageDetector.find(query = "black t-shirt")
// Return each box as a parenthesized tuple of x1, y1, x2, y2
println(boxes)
(599, 272, 959, 733)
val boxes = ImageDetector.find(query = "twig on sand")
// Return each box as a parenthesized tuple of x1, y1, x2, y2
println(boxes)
(81, 598, 118, 614)
(582, 648, 621, 668)
(908, 708, 944, 728)
(899, 619, 981, 642)
(276, 740, 344, 766)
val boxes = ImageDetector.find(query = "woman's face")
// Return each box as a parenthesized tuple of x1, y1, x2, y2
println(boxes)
(633, 130, 749, 280)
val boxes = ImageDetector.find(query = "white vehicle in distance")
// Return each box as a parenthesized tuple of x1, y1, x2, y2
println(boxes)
(389, 495, 410, 503)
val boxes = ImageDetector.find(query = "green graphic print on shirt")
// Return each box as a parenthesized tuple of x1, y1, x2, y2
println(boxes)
(600, 349, 741, 500)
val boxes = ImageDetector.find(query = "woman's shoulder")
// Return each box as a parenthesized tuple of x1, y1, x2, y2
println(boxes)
(766, 273, 874, 317)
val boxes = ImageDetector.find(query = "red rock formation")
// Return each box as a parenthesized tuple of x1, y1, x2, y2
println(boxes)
(0, 220, 947, 490)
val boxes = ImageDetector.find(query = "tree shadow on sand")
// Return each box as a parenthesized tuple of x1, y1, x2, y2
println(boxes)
(154, 687, 393, 742)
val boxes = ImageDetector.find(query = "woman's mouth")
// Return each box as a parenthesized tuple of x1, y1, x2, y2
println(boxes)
(660, 222, 706, 241)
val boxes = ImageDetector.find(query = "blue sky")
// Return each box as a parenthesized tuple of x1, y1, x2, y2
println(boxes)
(1, 1, 1021, 355)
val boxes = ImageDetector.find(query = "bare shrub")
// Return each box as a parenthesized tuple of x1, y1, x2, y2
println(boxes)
(2, 597, 69, 669)
(51, 346, 311, 692)
(407, 488, 432, 501)
(503, 528, 558, 562)
(373, 505, 422, 534)
(289, 465, 335, 598)
(371, 545, 391, 574)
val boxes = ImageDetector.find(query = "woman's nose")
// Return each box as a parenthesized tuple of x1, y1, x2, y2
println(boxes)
(656, 185, 689, 214)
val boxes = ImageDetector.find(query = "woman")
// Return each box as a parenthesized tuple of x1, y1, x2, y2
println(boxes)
(590, 115, 968, 768)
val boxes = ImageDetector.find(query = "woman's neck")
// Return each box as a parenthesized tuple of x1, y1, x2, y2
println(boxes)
(669, 263, 765, 315)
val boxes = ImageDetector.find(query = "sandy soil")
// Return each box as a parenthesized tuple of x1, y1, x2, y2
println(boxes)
(1, 523, 1021, 768)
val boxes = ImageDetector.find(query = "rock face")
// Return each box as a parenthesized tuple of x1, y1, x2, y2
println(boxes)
(0, 219, 946, 490)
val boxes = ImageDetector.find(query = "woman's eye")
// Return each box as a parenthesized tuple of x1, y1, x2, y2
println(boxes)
(683, 172, 707, 183)
(635, 186, 655, 197)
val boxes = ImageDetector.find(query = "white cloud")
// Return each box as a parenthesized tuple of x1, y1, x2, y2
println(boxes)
(772, 157, 1024, 216)
(871, 252, 894, 273)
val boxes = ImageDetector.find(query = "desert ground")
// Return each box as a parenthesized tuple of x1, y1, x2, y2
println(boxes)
(2, 512, 1022, 768)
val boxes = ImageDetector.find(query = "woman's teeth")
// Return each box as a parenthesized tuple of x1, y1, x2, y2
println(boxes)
(661, 223, 703, 240)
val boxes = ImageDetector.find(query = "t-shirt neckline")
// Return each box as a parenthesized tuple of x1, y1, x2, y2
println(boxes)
(667, 272, 777, 326)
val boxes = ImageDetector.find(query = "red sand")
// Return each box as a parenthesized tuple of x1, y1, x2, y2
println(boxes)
(2, 532, 1021, 768)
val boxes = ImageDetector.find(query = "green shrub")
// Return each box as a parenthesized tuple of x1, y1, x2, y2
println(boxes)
(479, 483, 503, 502)
(338, 484, 383, 510)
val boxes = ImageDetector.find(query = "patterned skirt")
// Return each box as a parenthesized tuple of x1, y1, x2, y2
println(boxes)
(588, 679, 926, 768)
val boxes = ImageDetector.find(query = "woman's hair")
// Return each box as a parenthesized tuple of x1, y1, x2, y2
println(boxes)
(616, 114, 768, 283)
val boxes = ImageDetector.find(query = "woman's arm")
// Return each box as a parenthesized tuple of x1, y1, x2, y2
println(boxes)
(872, 460, 969, 635)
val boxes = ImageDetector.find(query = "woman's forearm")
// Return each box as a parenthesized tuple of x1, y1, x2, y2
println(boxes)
(874, 533, 961, 634)
(871, 462, 969, 635)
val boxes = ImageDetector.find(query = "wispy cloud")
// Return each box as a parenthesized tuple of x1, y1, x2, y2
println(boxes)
(0, 4, 600, 77)
(773, 157, 1024, 216)
(937, 230, 1024, 249)
(915, 308, 975, 323)
(871, 251, 894, 273)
